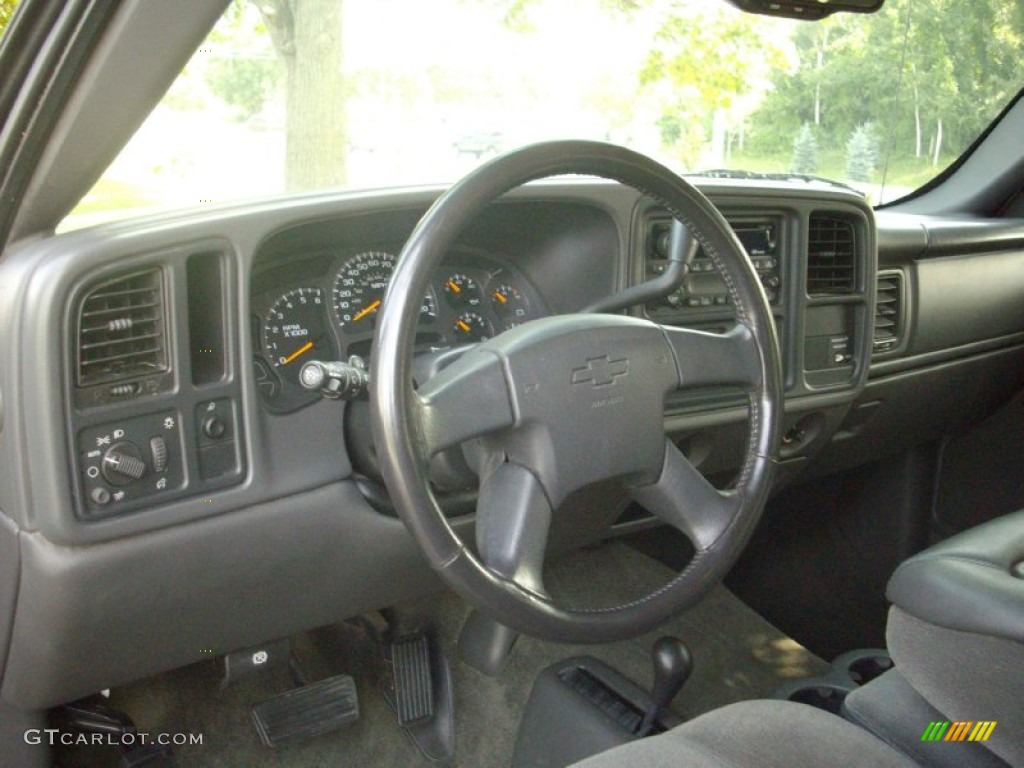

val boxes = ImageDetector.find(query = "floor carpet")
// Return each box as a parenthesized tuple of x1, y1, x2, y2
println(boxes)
(54, 541, 827, 767)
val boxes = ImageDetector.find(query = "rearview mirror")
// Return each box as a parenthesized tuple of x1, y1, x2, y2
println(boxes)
(724, 0, 884, 20)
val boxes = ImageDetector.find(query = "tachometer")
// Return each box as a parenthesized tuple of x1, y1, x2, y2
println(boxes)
(333, 251, 436, 331)
(263, 288, 331, 383)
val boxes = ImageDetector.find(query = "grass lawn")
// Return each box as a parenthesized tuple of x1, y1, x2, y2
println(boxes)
(71, 177, 163, 216)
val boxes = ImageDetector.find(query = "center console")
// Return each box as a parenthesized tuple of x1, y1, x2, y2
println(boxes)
(607, 191, 876, 511)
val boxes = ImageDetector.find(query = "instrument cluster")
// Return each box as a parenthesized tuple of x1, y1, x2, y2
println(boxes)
(253, 247, 545, 409)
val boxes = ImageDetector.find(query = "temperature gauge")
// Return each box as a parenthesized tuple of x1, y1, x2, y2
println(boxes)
(490, 283, 528, 319)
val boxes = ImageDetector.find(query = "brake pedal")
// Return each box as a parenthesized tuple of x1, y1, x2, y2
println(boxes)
(250, 674, 359, 748)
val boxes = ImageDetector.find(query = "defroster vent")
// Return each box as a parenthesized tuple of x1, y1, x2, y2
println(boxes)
(77, 268, 168, 386)
(807, 214, 857, 295)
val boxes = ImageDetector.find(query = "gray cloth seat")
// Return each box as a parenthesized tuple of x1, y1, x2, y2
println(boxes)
(576, 512, 1024, 767)
(885, 509, 1024, 767)
(572, 699, 918, 767)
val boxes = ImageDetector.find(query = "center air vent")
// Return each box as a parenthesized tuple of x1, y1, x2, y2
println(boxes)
(807, 214, 857, 295)
(873, 271, 903, 354)
(77, 268, 168, 387)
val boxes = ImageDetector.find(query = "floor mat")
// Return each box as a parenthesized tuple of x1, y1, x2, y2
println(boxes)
(54, 541, 827, 767)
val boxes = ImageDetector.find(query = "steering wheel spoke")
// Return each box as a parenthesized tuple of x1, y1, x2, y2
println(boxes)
(415, 348, 516, 455)
(476, 462, 553, 598)
(632, 439, 740, 550)
(662, 322, 762, 391)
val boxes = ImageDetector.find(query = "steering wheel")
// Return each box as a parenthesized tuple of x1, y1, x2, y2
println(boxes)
(370, 141, 782, 644)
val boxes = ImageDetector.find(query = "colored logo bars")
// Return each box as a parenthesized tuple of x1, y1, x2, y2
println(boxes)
(921, 721, 997, 743)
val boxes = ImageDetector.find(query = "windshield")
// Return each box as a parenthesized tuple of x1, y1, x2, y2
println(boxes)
(64, 0, 1023, 229)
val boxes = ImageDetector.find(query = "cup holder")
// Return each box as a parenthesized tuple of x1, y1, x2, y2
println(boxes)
(773, 648, 892, 715)
(846, 654, 893, 685)
(787, 684, 850, 714)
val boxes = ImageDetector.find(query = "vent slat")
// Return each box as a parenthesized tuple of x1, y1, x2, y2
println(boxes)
(81, 322, 158, 336)
(807, 214, 857, 295)
(76, 268, 168, 387)
(872, 271, 903, 354)
(79, 331, 162, 351)
(81, 300, 161, 319)
(81, 350, 163, 368)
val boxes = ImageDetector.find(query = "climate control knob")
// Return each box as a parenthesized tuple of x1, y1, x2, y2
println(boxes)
(101, 441, 147, 486)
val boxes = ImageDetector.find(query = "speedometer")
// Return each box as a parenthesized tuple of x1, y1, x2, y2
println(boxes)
(332, 251, 436, 331)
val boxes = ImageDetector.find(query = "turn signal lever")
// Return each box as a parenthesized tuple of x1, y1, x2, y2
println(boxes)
(638, 636, 693, 736)
(299, 356, 369, 400)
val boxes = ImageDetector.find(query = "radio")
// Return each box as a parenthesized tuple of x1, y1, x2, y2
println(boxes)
(645, 218, 782, 317)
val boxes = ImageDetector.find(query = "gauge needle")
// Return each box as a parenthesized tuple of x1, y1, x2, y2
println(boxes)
(281, 341, 314, 365)
(352, 299, 382, 323)
(456, 320, 471, 333)
(492, 291, 507, 304)
(447, 280, 461, 294)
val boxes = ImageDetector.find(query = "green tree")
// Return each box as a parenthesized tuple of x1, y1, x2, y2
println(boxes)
(751, 0, 1024, 179)
(0, 0, 19, 36)
(791, 123, 818, 174)
(207, 55, 279, 120)
(639, 5, 788, 169)
(845, 123, 877, 182)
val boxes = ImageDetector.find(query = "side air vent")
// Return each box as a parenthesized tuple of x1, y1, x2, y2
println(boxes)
(873, 271, 903, 355)
(807, 214, 857, 295)
(77, 268, 168, 386)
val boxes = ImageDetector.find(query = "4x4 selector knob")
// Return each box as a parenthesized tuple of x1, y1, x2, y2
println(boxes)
(101, 441, 147, 486)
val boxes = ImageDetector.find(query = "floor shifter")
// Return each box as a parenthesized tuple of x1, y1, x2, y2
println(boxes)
(639, 636, 694, 736)
(512, 636, 692, 767)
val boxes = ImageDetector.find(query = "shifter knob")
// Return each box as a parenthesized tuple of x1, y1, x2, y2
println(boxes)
(640, 636, 693, 736)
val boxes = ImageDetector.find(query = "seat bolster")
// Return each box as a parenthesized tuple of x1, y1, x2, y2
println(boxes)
(572, 700, 916, 768)
(886, 509, 1024, 643)
(887, 606, 1023, 768)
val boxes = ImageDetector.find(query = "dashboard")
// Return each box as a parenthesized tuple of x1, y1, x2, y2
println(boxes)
(49, 186, 880, 524)
(251, 246, 547, 412)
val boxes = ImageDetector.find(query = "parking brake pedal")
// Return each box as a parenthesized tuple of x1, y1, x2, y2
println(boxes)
(251, 674, 359, 748)
(221, 637, 302, 689)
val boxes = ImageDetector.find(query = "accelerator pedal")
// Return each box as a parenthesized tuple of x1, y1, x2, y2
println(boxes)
(251, 674, 359, 748)
(381, 631, 455, 762)
(389, 634, 435, 726)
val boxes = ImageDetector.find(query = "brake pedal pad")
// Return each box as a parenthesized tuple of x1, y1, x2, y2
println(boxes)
(389, 634, 435, 726)
(250, 674, 359, 747)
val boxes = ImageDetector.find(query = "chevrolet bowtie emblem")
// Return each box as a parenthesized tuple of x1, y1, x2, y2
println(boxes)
(571, 356, 630, 388)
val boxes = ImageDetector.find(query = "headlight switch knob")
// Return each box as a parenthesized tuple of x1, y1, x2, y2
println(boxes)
(101, 441, 147, 486)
